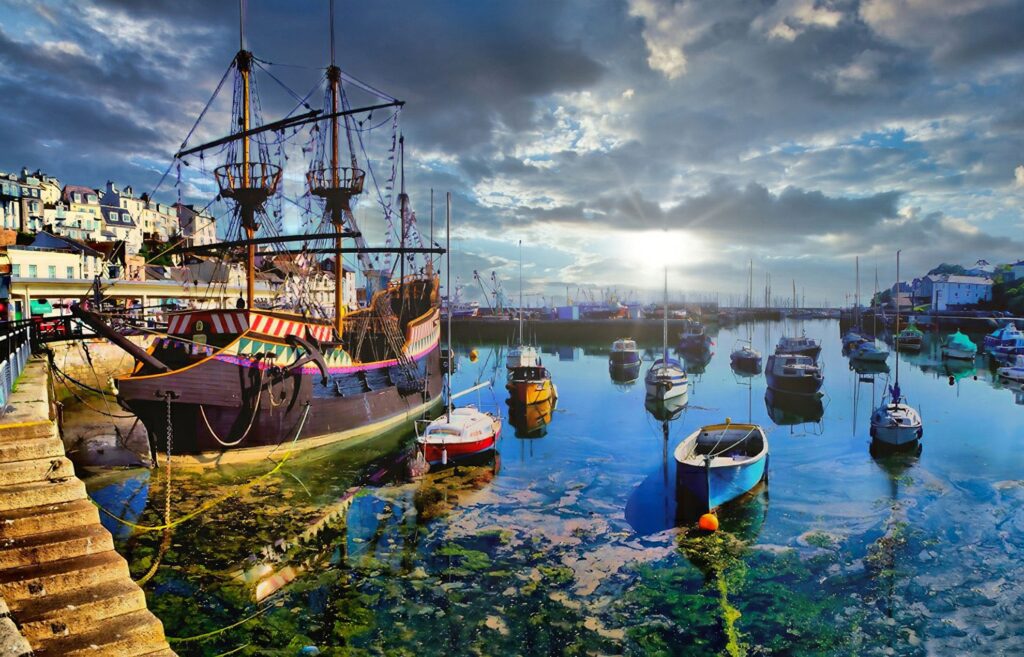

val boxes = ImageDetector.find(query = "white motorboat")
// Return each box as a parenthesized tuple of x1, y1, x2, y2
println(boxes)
(997, 355, 1024, 384)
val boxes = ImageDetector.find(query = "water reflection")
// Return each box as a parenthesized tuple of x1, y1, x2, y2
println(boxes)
(76, 320, 1024, 655)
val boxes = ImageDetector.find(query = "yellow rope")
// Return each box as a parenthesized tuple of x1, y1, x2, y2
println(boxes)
(91, 403, 310, 532)
(167, 605, 270, 643)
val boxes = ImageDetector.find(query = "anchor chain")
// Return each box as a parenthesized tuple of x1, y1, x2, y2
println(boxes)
(135, 392, 174, 586)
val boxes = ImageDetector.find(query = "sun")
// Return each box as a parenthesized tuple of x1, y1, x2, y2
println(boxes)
(617, 230, 709, 276)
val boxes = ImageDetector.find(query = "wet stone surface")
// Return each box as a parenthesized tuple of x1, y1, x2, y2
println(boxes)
(73, 321, 1024, 655)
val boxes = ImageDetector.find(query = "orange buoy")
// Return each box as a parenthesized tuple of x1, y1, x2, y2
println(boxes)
(469, 349, 479, 362)
(698, 513, 719, 532)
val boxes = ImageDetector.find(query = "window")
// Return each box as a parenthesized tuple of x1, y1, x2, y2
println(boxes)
(67, 266, 74, 279)
(12, 264, 19, 277)
(48, 265, 56, 279)
(109, 211, 117, 221)
(73, 193, 82, 203)
(28, 265, 37, 277)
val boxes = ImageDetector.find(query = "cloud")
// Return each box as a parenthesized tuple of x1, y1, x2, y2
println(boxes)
(1016, 165, 1024, 187)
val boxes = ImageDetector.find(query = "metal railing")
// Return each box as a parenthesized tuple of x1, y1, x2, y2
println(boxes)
(0, 321, 32, 415)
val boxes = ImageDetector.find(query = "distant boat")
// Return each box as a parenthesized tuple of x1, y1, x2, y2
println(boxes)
(991, 335, 1024, 360)
(646, 265, 688, 404)
(849, 338, 890, 363)
(506, 364, 557, 405)
(941, 330, 978, 361)
(983, 323, 1022, 351)
(416, 406, 501, 466)
(609, 338, 641, 366)
(678, 319, 712, 352)
(674, 422, 769, 513)
(996, 355, 1024, 384)
(765, 353, 823, 395)
(894, 323, 923, 352)
(731, 259, 762, 373)
(775, 335, 821, 360)
(871, 250, 922, 449)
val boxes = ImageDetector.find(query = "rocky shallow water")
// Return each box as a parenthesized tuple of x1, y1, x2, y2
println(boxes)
(77, 320, 1024, 655)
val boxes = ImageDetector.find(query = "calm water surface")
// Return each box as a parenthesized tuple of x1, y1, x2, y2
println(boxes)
(85, 319, 1024, 656)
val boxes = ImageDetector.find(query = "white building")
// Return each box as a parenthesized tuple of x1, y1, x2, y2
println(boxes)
(1010, 260, 1024, 282)
(930, 275, 993, 311)
(175, 202, 218, 247)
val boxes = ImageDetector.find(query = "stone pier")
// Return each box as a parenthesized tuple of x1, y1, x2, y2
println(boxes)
(0, 359, 174, 656)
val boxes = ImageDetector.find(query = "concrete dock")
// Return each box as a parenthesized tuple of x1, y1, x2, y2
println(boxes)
(0, 360, 174, 656)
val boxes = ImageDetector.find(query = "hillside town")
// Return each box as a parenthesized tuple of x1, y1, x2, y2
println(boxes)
(0, 166, 359, 321)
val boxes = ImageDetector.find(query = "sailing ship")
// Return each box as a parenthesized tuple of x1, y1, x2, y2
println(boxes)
(74, 4, 447, 461)
(673, 422, 769, 513)
(730, 260, 762, 373)
(870, 251, 922, 448)
(645, 266, 688, 403)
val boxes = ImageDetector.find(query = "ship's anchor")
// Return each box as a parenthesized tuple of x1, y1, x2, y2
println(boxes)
(285, 334, 329, 385)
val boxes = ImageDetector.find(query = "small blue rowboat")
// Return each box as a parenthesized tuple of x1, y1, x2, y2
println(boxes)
(674, 421, 769, 513)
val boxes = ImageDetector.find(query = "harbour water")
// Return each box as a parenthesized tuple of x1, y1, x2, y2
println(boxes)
(83, 319, 1024, 656)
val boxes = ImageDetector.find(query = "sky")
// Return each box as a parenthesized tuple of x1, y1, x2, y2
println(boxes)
(0, 0, 1022, 307)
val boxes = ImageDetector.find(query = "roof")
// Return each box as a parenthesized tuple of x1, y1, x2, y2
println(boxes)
(62, 185, 98, 203)
(29, 231, 102, 257)
(939, 275, 993, 286)
(99, 204, 136, 227)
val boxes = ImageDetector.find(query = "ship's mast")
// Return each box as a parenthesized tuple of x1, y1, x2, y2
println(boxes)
(239, 15, 255, 310)
(895, 250, 901, 391)
(328, 0, 343, 334)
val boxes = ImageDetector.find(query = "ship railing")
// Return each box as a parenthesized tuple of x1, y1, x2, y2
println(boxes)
(0, 320, 32, 417)
(214, 162, 283, 199)
(306, 167, 366, 196)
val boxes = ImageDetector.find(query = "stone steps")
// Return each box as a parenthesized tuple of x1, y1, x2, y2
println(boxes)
(0, 455, 73, 486)
(33, 608, 169, 657)
(0, 524, 114, 570)
(0, 551, 129, 604)
(0, 499, 100, 540)
(0, 359, 174, 656)
(0, 436, 65, 465)
(15, 578, 147, 643)
(0, 478, 86, 513)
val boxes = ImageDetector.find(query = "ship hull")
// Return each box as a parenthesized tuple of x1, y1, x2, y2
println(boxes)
(117, 345, 444, 464)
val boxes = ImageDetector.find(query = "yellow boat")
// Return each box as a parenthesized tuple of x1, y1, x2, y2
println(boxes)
(506, 365, 557, 405)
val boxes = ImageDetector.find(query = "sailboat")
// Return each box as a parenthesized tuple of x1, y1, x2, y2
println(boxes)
(850, 268, 890, 363)
(870, 250, 923, 447)
(645, 266, 688, 403)
(505, 240, 540, 370)
(730, 260, 762, 373)
(843, 256, 867, 350)
(72, 3, 446, 460)
(775, 279, 821, 359)
(417, 198, 501, 467)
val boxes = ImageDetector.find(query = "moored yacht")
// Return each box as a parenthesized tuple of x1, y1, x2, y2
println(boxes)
(996, 355, 1024, 384)
(507, 365, 557, 406)
(609, 338, 641, 366)
(849, 338, 889, 363)
(678, 319, 712, 352)
(984, 323, 1023, 351)
(646, 266, 688, 404)
(775, 334, 821, 360)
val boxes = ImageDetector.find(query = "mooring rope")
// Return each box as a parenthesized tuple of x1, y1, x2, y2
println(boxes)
(199, 364, 266, 447)
(92, 402, 311, 532)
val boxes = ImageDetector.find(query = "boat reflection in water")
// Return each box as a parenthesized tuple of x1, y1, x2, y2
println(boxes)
(507, 398, 556, 438)
(644, 394, 687, 423)
(764, 388, 825, 428)
(850, 359, 889, 376)
(609, 361, 642, 387)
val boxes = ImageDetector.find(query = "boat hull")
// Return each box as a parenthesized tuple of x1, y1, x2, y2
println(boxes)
(609, 351, 641, 366)
(730, 352, 762, 373)
(941, 347, 976, 361)
(676, 455, 767, 513)
(870, 423, 922, 446)
(421, 431, 499, 465)
(779, 345, 821, 360)
(850, 349, 888, 363)
(765, 371, 822, 395)
(507, 380, 556, 406)
(116, 342, 443, 463)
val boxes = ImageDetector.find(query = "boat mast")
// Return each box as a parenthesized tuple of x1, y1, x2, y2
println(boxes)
(239, 4, 255, 310)
(748, 259, 753, 344)
(328, 0, 344, 333)
(518, 239, 523, 344)
(895, 250, 901, 391)
(855, 256, 860, 330)
(446, 192, 453, 420)
(399, 137, 407, 309)
(663, 265, 668, 363)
